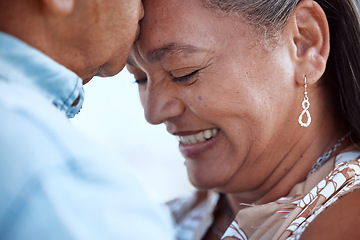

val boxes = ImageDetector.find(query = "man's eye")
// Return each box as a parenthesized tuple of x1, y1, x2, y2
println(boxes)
(172, 70, 199, 83)
(134, 78, 147, 85)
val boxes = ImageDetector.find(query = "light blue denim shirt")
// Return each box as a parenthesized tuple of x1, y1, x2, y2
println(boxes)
(0, 32, 84, 118)
(0, 32, 175, 240)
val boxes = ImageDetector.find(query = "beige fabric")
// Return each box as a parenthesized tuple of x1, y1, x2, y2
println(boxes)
(222, 151, 360, 240)
(168, 150, 360, 240)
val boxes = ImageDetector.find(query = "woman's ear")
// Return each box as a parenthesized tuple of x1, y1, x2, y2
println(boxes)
(287, 0, 330, 85)
(42, 0, 75, 15)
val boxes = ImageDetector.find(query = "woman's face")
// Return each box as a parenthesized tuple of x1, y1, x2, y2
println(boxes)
(128, 0, 301, 193)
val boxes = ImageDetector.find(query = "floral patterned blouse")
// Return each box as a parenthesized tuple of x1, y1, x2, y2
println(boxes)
(167, 150, 360, 240)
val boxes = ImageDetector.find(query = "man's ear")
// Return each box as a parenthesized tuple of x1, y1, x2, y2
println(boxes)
(287, 0, 330, 85)
(42, 0, 75, 15)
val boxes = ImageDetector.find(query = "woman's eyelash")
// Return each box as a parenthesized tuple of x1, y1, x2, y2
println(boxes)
(172, 70, 199, 83)
(134, 70, 200, 85)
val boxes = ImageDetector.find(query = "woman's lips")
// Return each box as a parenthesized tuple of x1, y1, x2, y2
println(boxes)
(176, 128, 220, 157)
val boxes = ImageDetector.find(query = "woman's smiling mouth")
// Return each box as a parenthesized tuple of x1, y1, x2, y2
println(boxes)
(176, 128, 219, 145)
(174, 128, 221, 158)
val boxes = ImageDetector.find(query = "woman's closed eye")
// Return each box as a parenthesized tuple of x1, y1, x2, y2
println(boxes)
(172, 70, 199, 85)
(134, 69, 200, 85)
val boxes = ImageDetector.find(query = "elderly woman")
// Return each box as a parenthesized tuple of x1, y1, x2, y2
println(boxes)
(127, 0, 360, 239)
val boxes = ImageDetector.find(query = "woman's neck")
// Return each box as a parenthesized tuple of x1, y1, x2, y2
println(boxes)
(225, 124, 351, 214)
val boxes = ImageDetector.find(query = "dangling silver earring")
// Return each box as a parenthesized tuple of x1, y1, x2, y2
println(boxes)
(298, 76, 311, 127)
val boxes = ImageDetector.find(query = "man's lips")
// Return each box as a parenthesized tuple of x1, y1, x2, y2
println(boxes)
(83, 76, 93, 84)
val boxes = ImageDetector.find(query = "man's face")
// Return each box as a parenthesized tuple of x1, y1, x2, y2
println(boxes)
(60, 0, 144, 84)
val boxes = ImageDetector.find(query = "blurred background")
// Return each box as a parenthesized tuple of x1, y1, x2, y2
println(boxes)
(71, 69, 193, 203)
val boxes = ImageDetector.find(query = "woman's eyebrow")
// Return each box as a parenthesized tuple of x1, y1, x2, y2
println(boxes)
(146, 43, 206, 63)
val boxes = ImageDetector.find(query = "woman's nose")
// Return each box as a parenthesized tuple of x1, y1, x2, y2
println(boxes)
(142, 85, 185, 125)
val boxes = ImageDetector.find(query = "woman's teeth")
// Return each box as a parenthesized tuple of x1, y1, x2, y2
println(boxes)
(177, 128, 218, 145)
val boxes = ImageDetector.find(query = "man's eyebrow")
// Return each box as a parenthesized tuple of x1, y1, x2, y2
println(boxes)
(146, 43, 206, 63)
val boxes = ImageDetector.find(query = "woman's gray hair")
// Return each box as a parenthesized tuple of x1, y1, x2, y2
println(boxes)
(206, 0, 360, 140)
(205, 0, 300, 38)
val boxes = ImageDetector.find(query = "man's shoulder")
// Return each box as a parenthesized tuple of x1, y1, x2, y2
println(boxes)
(0, 81, 85, 171)
(0, 83, 70, 149)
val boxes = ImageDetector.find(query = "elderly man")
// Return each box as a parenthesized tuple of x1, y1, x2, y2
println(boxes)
(0, 0, 174, 239)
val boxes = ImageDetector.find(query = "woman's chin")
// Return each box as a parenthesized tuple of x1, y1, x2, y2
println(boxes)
(186, 171, 228, 191)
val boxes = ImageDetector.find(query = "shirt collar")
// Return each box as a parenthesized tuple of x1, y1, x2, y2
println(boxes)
(0, 31, 84, 118)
